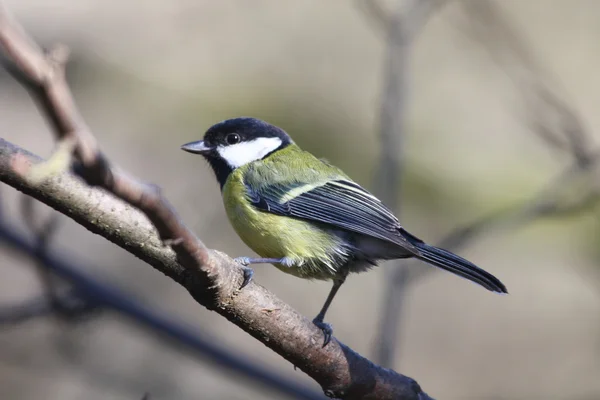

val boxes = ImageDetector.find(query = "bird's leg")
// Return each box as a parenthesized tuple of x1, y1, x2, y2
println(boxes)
(234, 257, 286, 266)
(312, 272, 348, 347)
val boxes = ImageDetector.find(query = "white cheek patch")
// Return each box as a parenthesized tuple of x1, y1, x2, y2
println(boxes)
(217, 137, 282, 168)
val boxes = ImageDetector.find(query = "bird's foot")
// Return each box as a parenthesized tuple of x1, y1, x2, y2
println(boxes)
(233, 258, 254, 289)
(312, 318, 333, 347)
(240, 267, 254, 290)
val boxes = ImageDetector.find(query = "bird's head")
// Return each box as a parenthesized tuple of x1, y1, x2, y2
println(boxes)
(181, 117, 292, 187)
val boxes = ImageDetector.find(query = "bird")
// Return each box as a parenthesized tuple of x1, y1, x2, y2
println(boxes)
(181, 117, 507, 346)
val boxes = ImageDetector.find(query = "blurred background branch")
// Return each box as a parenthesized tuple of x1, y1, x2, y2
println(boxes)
(457, 0, 594, 166)
(364, 0, 448, 369)
(364, 0, 600, 373)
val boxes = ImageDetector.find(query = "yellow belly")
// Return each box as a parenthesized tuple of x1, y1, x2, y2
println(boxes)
(222, 170, 343, 280)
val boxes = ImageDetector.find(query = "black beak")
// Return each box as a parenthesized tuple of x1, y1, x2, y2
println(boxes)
(181, 140, 213, 154)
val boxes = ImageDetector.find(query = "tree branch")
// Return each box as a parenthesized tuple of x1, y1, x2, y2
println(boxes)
(0, 218, 322, 400)
(365, 0, 445, 368)
(400, 0, 600, 298)
(357, 0, 444, 40)
(0, 291, 95, 325)
(0, 4, 434, 399)
(0, 126, 432, 400)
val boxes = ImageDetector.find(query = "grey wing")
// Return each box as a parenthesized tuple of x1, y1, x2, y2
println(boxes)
(247, 179, 420, 253)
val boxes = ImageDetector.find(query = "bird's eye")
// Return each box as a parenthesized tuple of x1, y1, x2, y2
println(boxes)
(225, 133, 241, 145)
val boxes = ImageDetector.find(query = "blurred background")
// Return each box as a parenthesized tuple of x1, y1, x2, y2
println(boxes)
(1, 1, 600, 399)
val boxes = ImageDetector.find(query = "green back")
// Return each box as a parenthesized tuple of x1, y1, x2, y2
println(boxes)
(241, 144, 351, 201)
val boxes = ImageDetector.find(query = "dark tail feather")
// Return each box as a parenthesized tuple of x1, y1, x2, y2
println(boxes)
(402, 230, 508, 294)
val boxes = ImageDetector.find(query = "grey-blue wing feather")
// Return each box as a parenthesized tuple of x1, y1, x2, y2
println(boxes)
(247, 178, 508, 293)
(247, 179, 419, 253)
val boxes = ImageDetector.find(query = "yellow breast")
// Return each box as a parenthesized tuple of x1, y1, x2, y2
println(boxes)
(222, 168, 342, 280)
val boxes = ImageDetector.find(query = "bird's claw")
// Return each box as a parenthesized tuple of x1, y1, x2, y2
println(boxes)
(240, 267, 254, 289)
(312, 318, 333, 347)
(234, 257, 251, 266)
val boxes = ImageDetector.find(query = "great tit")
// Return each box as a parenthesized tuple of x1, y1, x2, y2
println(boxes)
(181, 117, 507, 346)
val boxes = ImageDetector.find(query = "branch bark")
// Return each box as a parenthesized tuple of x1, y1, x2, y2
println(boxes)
(0, 217, 318, 400)
(0, 4, 434, 400)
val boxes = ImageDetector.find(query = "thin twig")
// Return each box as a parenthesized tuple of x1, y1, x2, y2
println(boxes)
(404, 154, 600, 285)
(2, 1, 210, 276)
(357, 0, 445, 40)
(400, 0, 600, 285)
(20, 196, 65, 314)
(15, 196, 100, 323)
(366, 0, 444, 369)
(355, 0, 391, 34)
(0, 291, 95, 325)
